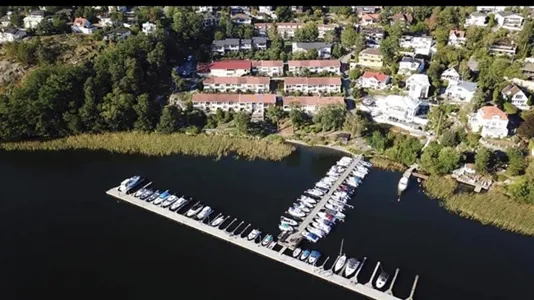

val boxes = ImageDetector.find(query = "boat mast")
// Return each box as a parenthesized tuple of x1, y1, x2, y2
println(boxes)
(339, 238, 344, 256)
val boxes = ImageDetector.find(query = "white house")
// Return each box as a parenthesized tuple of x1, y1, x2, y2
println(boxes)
(71, 17, 97, 34)
(202, 76, 270, 93)
(502, 83, 530, 110)
(468, 106, 509, 138)
(406, 74, 431, 99)
(398, 56, 425, 75)
(102, 27, 131, 42)
(231, 13, 252, 25)
(441, 66, 461, 84)
(0, 14, 11, 28)
(444, 80, 478, 102)
(212, 37, 268, 54)
(399, 35, 434, 56)
(357, 71, 391, 90)
(282, 96, 345, 115)
(448, 29, 467, 47)
(192, 93, 276, 118)
(284, 77, 341, 94)
(360, 13, 380, 26)
(255, 22, 303, 39)
(0, 28, 27, 44)
(376, 95, 423, 123)
(476, 6, 506, 13)
(317, 24, 337, 39)
(142, 22, 157, 35)
(209, 60, 252, 77)
(196, 6, 214, 13)
(292, 42, 332, 59)
(465, 12, 489, 27)
(495, 11, 524, 31)
(287, 60, 341, 75)
(252, 60, 284, 77)
(489, 41, 517, 57)
(258, 6, 273, 14)
(23, 10, 45, 29)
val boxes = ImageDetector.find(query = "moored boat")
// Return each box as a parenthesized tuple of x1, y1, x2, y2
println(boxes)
(261, 234, 273, 247)
(153, 190, 170, 205)
(196, 206, 213, 220)
(344, 258, 361, 278)
(118, 176, 144, 194)
(278, 223, 294, 232)
(139, 189, 154, 200)
(288, 207, 306, 218)
(210, 215, 225, 227)
(300, 249, 311, 261)
(334, 254, 347, 273)
(308, 250, 321, 265)
(376, 271, 389, 289)
(292, 248, 302, 258)
(161, 195, 178, 208)
(398, 177, 409, 193)
(146, 190, 160, 202)
(185, 203, 204, 217)
(301, 231, 320, 243)
(247, 229, 261, 241)
(169, 197, 188, 211)
(280, 216, 299, 226)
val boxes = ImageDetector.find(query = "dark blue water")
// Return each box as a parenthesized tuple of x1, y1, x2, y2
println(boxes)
(0, 147, 533, 300)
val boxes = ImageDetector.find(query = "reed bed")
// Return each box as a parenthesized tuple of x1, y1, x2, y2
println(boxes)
(369, 156, 406, 172)
(0, 132, 296, 161)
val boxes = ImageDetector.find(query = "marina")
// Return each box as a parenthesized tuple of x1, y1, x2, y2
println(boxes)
(106, 158, 419, 300)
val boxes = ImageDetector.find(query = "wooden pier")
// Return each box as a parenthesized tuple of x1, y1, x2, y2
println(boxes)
(282, 155, 363, 248)
(106, 187, 416, 300)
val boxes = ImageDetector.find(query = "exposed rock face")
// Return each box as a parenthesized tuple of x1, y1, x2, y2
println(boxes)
(0, 60, 27, 87)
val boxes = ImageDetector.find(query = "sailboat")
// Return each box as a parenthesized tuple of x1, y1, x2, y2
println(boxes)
(333, 239, 347, 274)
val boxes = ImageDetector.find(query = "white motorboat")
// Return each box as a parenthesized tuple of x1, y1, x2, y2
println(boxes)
(186, 203, 204, 217)
(292, 248, 302, 258)
(294, 203, 311, 213)
(311, 221, 331, 234)
(247, 229, 261, 241)
(334, 191, 348, 198)
(268, 241, 277, 249)
(261, 234, 273, 247)
(153, 190, 170, 205)
(196, 206, 213, 220)
(308, 250, 321, 265)
(325, 203, 344, 212)
(170, 197, 188, 211)
(210, 215, 225, 227)
(334, 254, 347, 273)
(314, 217, 335, 227)
(288, 207, 306, 218)
(280, 216, 298, 226)
(317, 212, 336, 222)
(279, 223, 294, 232)
(299, 196, 317, 204)
(118, 175, 144, 193)
(300, 249, 311, 261)
(134, 188, 147, 198)
(161, 195, 178, 208)
(315, 182, 330, 190)
(139, 189, 155, 200)
(344, 258, 361, 278)
(298, 200, 314, 208)
(306, 226, 325, 238)
(306, 189, 324, 197)
(145, 190, 160, 202)
(376, 271, 389, 289)
(301, 231, 320, 243)
(398, 177, 409, 193)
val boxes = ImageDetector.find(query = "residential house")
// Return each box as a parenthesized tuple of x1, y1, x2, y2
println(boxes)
(103, 27, 131, 42)
(398, 56, 425, 75)
(465, 12, 489, 27)
(231, 13, 252, 25)
(196, 6, 214, 13)
(476, 6, 506, 13)
(357, 71, 391, 90)
(202, 76, 270, 93)
(202, 13, 219, 27)
(282, 96, 345, 114)
(142, 22, 157, 35)
(287, 60, 341, 75)
(441, 66, 461, 83)
(0, 15, 11, 28)
(495, 11, 524, 31)
(23, 10, 45, 29)
(0, 28, 27, 44)
(489, 40, 517, 57)
(468, 106, 509, 138)
(502, 83, 530, 110)
(284, 77, 342, 94)
(391, 13, 413, 26)
(292, 42, 332, 59)
(191, 93, 276, 118)
(354, 6, 380, 17)
(399, 35, 434, 56)
(291, 6, 304, 13)
(196, 62, 212, 77)
(108, 6, 127, 13)
(252, 60, 284, 77)
(444, 80, 478, 102)
(212, 38, 269, 54)
(71, 17, 97, 34)
(360, 13, 380, 26)
(521, 62, 534, 80)
(448, 29, 467, 47)
(255, 23, 303, 39)
(357, 48, 383, 69)
(97, 13, 118, 28)
(258, 6, 273, 14)
(209, 60, 252, 77)
(360, 27, 384, 48)
(317, 24, 337, 39)
(376, 95, 423, 123)
(406, 74, 431, 99)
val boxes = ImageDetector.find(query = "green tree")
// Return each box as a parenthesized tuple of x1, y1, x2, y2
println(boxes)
(475, 147, 491, 173)
(349, 67, 362, 81)
(506, 148, 526, 176)
(440, 129, 459, 147)
(437, 147, 461, 174)
(289, 105, 309, 130)
(79, 77, 103, 132)
(366, 130, 390, 153)
(294, 22, 319, 42)
(275, 6, 294, 22)
(265, 105, 286, 131)
(133, 93, 157, 132)
(517, 114, 534, 139)
(156, 106, 181, 133)
(313, 104, 347, 133)
(233, 111, 251, 133)
(380, 36, 399, 65)
(340, 25, 358, 48)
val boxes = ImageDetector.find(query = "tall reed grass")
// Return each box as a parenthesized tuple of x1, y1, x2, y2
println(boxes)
(0, 132, 296, 161)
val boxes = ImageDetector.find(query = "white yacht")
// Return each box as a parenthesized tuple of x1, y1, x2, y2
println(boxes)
(186, 203, 204, 217)
(161, 195, 178, 208)
(334, 254, 347, 273)
(344, 258, 361, 278)
(210, 215, 225, 227)
(398, 177, 409, 193)
(325, 203, 344, 212)
(288, 207, 306, 218)
(306, 189, 324, 197)
(376, 271, 389, 289)
(170, 197, 188, 211)
(196, 206, 213, 220)
(280, 216, 298, 226)
(118, 176, 144, 194)
(294, 203, 311, 213)
(153, 191, 170, 205)
(301, 231, 320, 243)
(299, 196, 317, 204)
(247, 229, 261, 241)
(292, 248, 302, 258)
(308, 251, 321, 265)
(279, 223, 294, 232)
(311, 221, 331, 234)
(298, 200, 314, 208)
(306, 226, 325, 238)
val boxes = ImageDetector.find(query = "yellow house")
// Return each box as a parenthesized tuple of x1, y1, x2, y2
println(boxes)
(356, 48, 383, 69)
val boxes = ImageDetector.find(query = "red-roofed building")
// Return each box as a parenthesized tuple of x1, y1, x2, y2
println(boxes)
(282, 96, 345, 114)
(356, 71, 391, 90)
(287, 60, 341, 75)
(468, 106, 509, 138)
(209, 60, 253, 77)
(202, 76, 270, 93)
(284, 77, 342, 94)
(192, 93, 277, 118)
(252, 60, 284, 76)
(361, 13, 380, 26)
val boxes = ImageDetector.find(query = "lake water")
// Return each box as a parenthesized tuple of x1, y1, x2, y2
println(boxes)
(1, 147, 533, 300)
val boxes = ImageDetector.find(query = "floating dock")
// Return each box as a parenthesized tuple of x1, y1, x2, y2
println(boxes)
(282, 155, 363, 248)
(106, 187, 416, 300)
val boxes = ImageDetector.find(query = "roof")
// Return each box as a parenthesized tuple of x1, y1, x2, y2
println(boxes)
(287, 60, 340, 68)
(255, 22, 303, 28)
(73, 17, 90, 28)
(252, 60, 284, 68)
(470, 12, 488, 17)
(383, 95, 421, 109)
(284, 77, 341, 85)
(317, 23, 337, 29)
(360, 48, 381, 56)
(192, 93, 276, 104)
(449, 29, 466, 38)
(456, 80, 478, 92)
(502, 83, 523, 95)
(360, 27, 385, 36)
(210, 60, 252, 70)
(392, 13, 413, 23)
(293, 42, 332, 50)
(407, 74, 430, 86)
(252, 37, 268, 44)
(231, 13, 251, 19)
(203, 76, 270, 85)
(362, 13, 380, 21)
(361, 71, 389, 82)
(522, 62, 534, 73)
(197, 62, 212, 73)
(29, 10, 45, 17)
(400, 56, 423, 64)
(479, 106, 508, 121)
(496, 11, 523, 18)
(284, 96, 344, 106)
(213, 39, 241, 47)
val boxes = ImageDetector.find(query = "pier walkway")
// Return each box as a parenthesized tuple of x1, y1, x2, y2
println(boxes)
(280, 155, 362, 248)
(106, 187, 410, 300)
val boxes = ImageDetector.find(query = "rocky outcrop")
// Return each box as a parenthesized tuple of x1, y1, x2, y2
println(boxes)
(0, 60, 27, 87)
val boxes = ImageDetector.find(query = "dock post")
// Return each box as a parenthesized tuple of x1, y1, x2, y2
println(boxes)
(351, 257, 367, 284)
(385, 268, 400, 295)
(405, 275, 419, 300)
(365, 261, 380, 288)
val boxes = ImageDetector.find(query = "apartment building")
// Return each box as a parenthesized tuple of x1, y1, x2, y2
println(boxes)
(287, 60, 341, 75)
(212, 37, 268, 54)
(284, 77, 341, 94)
(468, 106, 509, 138)
(255, 22, 303, 39)
(192, 93, 277, 118)
(209, 60, 252, 77)
(202, 76, 270, 93)
(282, 96, 345, 114)
(357, 48, 383, 69)
(252, 60, 284, 77)
(292, 42, 332, 59)
(495, 11, 524, 31)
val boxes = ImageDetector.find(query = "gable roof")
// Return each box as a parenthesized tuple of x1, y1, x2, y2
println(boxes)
(210, 60, 252, 70)
(407, 74, 430, 86)
(287, 60, 340, 68)
(284, 96, 345, 106)
(360, 48, 381, 56)
(192, 93, 276, 104)
(361, 71, 389, 82)
(449, 29, 466, 38)
(362, 13, 380, 21)
(252, 60, 284, 68)
(502, 83, 525, 96)
(203, 76, 270, 85)
(293, 42, 332, 50)
(284, 77, 341, 85)
(456, 80, 477, 92)
(479, 106, 508, 121)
